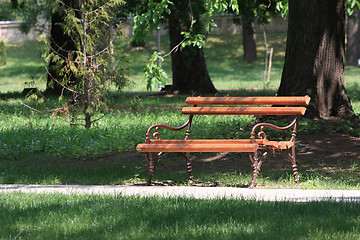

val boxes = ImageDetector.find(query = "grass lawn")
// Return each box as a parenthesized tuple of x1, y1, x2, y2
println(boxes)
(1, 193, 360, 239)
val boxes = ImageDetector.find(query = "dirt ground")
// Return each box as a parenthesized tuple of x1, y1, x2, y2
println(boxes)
(89, 133, 360, 186)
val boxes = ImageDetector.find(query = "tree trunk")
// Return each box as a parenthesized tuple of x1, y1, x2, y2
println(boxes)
(167, 0, 217, 95)
(346, 7, 360, 66)
(242, 17, 257, 63)
(278, 0, 357, 120)
(45, 0, 78, 95)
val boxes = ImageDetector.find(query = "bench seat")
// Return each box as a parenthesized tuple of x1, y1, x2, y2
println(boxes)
(136, 139, 294, 152)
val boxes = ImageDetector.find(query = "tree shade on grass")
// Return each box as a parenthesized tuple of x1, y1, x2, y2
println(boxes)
(1, 193, 360, 239)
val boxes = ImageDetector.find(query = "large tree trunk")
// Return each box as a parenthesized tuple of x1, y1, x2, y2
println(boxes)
(346, 7, 360, 66)
(278, 0, 357, 120)
(167, 0, 217, 95)
(45, 0, 78, 95)
(242, 17, 257, 63)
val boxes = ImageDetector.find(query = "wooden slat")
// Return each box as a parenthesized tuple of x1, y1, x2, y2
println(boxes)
(136, 143, 258, 152)
(149, 139, 293, 149)
(182, 107, 307, 115)
(263, 141, 294, 149)
(148, 139, 263, 144)
(185, 96, 311, 106)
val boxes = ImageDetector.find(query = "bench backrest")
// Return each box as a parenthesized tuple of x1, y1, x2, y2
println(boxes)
(182, 96, 310, 116)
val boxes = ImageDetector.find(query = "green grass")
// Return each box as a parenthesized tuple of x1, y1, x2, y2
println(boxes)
(0, 91, 359, 188)
(1, 193, 360, 239)
(0, 41, 46, 93)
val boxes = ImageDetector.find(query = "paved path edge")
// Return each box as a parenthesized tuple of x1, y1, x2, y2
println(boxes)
(1, 184, 360, 202)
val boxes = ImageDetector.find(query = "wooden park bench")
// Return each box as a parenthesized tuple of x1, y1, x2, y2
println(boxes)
(136, 96, 311, 188)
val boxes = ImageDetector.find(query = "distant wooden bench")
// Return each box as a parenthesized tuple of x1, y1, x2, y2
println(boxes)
(136, 96, 311, 188)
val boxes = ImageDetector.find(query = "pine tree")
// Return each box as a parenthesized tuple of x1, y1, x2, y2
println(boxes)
(42, 0, 129, 128)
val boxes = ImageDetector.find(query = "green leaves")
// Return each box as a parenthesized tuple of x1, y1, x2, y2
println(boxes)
(276, 1, 288, 19)
(347, 0, 360, 16)
(143, 52, 167, 91)
(181, 32, 206, 49)
(132, 0, 173, 44)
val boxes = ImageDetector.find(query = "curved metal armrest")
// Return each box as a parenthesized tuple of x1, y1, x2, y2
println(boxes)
(250, 117, 299, 142)
(145, 118, 192, 143)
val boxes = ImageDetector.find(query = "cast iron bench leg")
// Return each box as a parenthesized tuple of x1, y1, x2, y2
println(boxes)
(287, 147, 299, 184)
(182, 152, 193, 182)
(145, 152, 160, 185)
(249, 151, 261, 188)
(249, 150, 268, 188)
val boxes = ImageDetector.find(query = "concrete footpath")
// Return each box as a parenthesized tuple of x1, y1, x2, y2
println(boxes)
(1, 184, 360, 202)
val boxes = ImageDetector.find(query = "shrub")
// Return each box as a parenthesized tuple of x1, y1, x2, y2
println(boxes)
(0, 41, 6, 66)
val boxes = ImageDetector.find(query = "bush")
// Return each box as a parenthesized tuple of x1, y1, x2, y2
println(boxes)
(0, 41, 6, 66)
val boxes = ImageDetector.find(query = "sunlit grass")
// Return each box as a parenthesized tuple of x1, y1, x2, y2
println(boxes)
(0, 41, 46, 93)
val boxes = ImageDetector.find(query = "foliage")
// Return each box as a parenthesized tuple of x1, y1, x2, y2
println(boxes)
(0, 0, 17, 20)
(275, 0, 288, 19)
(4, 0, 51, 34)
(132, 0, 173, 44)
(347, 0, 360, 15)
(232, 0, 278, 26)
(35, 0, 130, 128)
(143, 52, 167, 91)
(0, 41, 6, 66)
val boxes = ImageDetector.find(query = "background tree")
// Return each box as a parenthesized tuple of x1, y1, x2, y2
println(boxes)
(11, 0, 129, 95)
(116, 0, 148, 47)
(38, 0, 129, 128)
(5, 0, 71, 94)
(167, 0, 217, 94)
(346, 2, 360, 65)
(45, 0, 79, 95)
(0, 0, 18, 21)
(233, 0, 277, 64)
(277, 0, 358, 120)
(133, 0, 242, 94)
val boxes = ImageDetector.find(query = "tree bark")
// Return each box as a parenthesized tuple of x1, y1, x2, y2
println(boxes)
(167, 0, 217, 95)
(278, 0, 357, 120)
(346, 7, 360, 66)
(242, 17, 257, 63)
(46, 0, 78, 95)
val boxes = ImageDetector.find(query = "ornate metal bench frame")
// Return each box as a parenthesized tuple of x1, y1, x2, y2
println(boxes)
(137, 96, 310, 188)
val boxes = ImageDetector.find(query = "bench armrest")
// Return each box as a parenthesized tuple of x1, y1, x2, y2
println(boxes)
(250, 117, 299, 143)
(145, 117, 193, 143)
